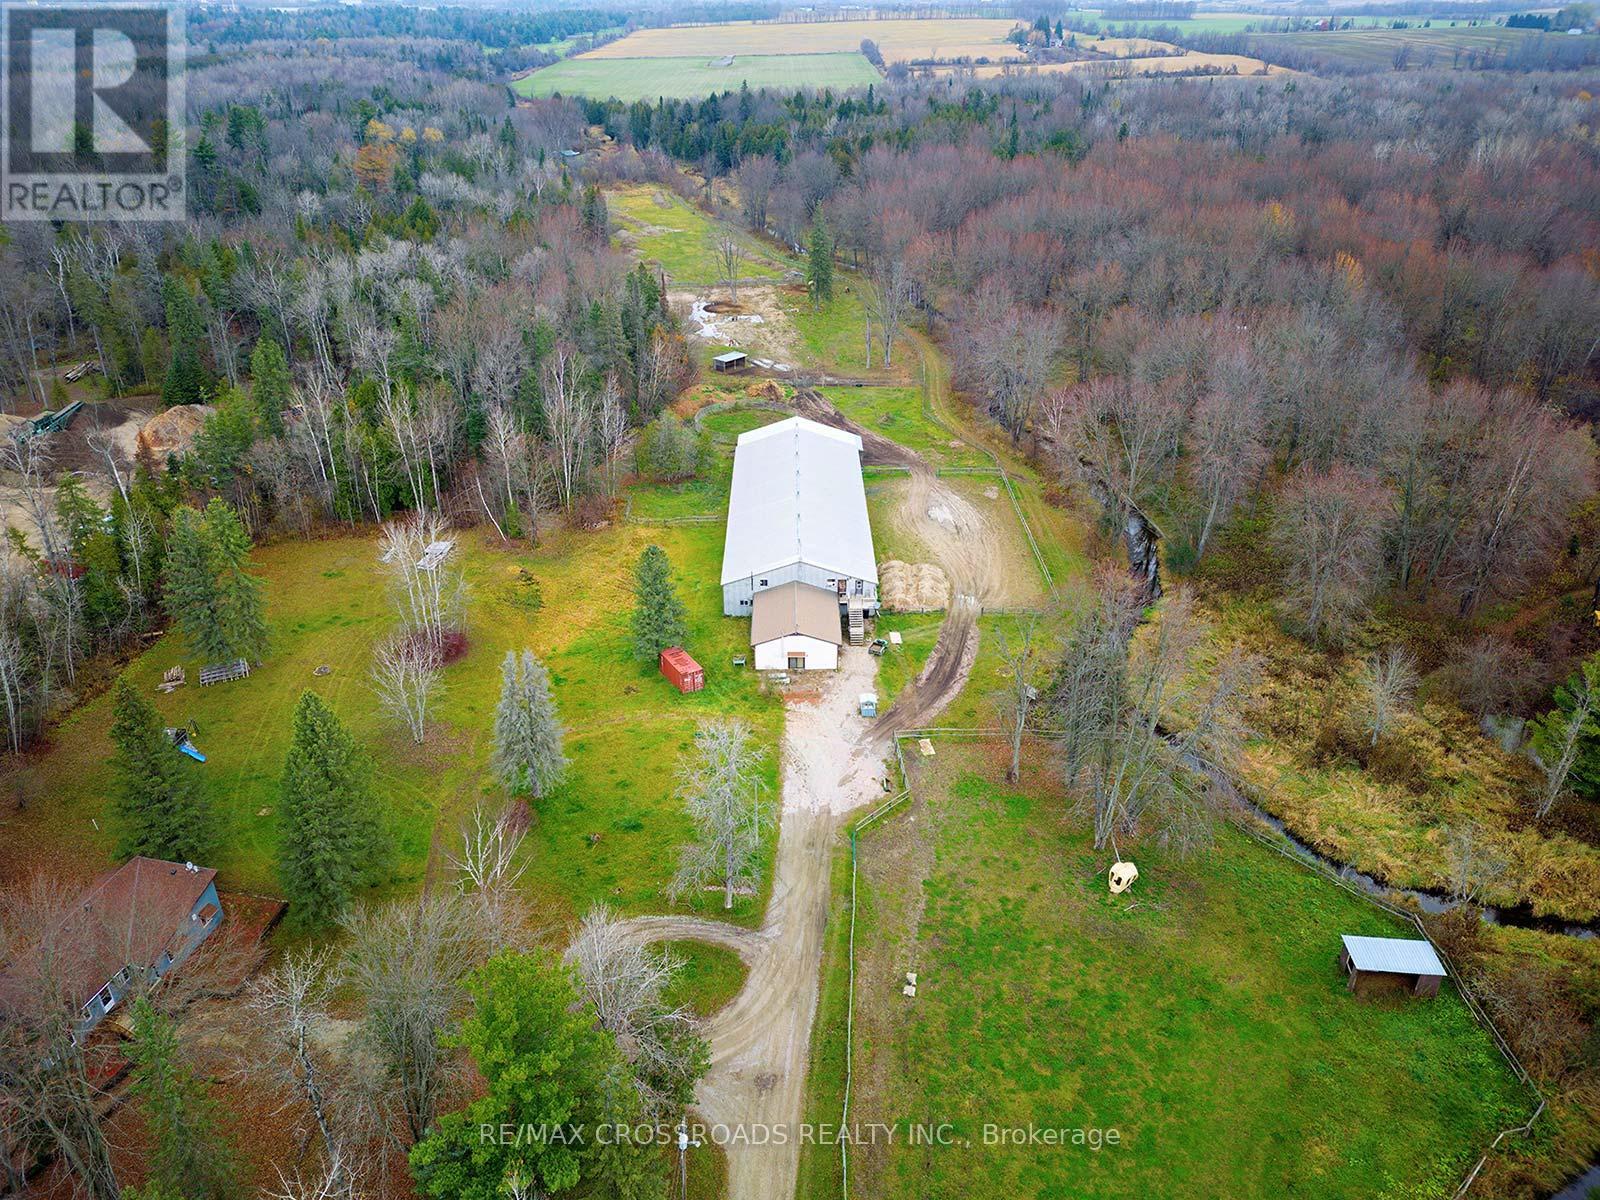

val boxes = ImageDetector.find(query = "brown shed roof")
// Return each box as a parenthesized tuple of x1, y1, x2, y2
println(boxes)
(751, 582, 842, 647)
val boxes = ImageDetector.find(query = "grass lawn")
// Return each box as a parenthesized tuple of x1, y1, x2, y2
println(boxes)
(869, 613, 944, 710)
(801, 743, 1531, 1200)
(514, 52, 878, 102)
(698, 405, 788, 440)
(608, 186, 793, 286)
(820, 385, 989, 471)
(0, 520, 783, 930)
(662, 939, 748, 1018)
(786, 287, 877, 375)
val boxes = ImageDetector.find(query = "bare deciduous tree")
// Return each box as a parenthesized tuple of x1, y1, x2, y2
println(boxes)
(370, 632, 442, 744)
(450, 803, 532, 951)
(1359, 647, 1418, 746)
(247, 948, 356, 1200)
(993, 613, 1043, 784)
(542, 346, 593, 511)
(1270, 466, 1390, 645)
(669, 719, 767, 910)
(566, 905, 708, 1119)
(1053, 579, 1258, 855)
(714, 231, 742, 304)
(337, 894, 489, 1149)
(1443, 822, 1508, 906)
(377, 514, 466, 656)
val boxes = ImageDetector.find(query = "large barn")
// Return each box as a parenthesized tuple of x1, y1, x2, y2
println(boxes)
(720, 416, 878, 629)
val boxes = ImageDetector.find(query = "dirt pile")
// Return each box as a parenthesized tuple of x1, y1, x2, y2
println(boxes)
(137, 404, 213, 459)
(879, 559, 950, 612)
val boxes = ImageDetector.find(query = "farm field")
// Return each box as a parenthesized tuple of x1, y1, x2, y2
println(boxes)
(514, 51, 879, 101)
(1249, 24, 1567, 68)
(0, 517, 784, 929)
(799, 743, 1531, 1200)
(947, 43, 1284, 78)
(579, 18, 1027, 63)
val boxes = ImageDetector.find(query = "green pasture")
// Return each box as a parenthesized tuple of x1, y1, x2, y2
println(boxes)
(799, 744, 1531, 1200)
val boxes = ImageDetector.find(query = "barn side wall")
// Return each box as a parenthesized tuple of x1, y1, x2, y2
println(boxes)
(723, 564, 878, 617)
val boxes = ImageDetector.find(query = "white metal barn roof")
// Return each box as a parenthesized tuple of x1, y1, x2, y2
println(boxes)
(721, 416, 877, 587)
(1341, 935, 1447, 977)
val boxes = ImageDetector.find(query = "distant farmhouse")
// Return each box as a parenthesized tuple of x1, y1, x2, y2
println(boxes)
(720, 416, 878, 664)
(0, 857, 224, 1040)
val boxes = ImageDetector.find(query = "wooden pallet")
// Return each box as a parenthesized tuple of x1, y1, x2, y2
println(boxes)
(199, 659, 250, 686)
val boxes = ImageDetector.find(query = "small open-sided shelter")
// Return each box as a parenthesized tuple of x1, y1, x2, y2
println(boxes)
(712, 351, 748, 373)
(1339, 934, 1447, 998)
(751, 581, 842, 671)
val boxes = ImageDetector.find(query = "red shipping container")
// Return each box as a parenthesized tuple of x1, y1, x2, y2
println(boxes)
(659, 647, 704, 693)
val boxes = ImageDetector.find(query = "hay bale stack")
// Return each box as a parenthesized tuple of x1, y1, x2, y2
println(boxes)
(878, 559, 950, 613)
(136, 404, 214, 460)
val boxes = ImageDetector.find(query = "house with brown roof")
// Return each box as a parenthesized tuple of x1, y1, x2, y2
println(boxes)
(7, 857, 224, 1039)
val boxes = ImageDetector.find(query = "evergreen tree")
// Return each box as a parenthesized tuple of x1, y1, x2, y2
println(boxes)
(630, 544, 688, 663)
(805, 213, 833, 309)
(249, 336, 290, 436)
(409, 951, 657, 1200)
(161, 275, 209, 408)
(162, 508, 217, 654)
(127, 998, 239, 1200)
(192, 388, 257, 489)
(277, 691, 386, 928)
(161, 500, 267, 665)
(109, 680, 213, 862)
(203, 498, 268, 663)
(491, 649, 569, 799)
(1530, 651, 1600, 804)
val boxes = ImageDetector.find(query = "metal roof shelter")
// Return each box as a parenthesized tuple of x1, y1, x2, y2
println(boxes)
(1340, 935, 1447, 998)
(720, 416, 877, 616)
(712, 351, 749, 373)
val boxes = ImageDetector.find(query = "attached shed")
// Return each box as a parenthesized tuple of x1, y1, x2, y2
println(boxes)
(659, 647, 705, 693)
(712, 351, 749, 373)
(720, 416, 878, 616)
(1339, 934, 1447, 998)
(751, 582, 842, 671)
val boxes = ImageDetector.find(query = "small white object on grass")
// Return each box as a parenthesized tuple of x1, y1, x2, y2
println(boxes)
(902, 984, 917, 998)
(1109, 861, 1139, 895)
(918, 738, 935, 757)
(906, 971, 918, 986)
(888, 631, 902, 646)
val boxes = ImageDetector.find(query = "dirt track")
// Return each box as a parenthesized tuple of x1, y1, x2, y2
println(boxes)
(610, 395, 1000, 1200)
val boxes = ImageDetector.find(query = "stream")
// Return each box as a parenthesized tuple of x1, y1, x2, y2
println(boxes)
(1193, 754, 1599, 941)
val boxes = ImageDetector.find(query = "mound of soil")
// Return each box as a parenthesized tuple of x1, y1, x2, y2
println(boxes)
(704, 300, 745, 314)
(879, 559, 950, 612)
(137, 403, 214, 459)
